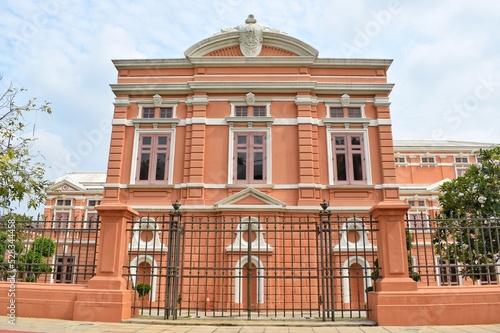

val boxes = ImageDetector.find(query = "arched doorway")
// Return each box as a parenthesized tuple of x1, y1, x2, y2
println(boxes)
(242, 262, 258, 309)
(130, 255, 159, 302)
(137, 261, 152, 285)
(341, 256, 372, 309)
(348, 262, 365, 308)
(234, 255, 265, 306)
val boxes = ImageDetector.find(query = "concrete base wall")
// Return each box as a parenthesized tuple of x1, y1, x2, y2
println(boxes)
(0, 282, 134, 322)
(0, 282, 84, 320)
(369, 285, 500, 326)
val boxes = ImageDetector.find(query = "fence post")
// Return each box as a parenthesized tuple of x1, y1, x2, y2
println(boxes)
(73, 204, 138, 322)
(164, 201, 182, 319)
(369, 200, 417, 291)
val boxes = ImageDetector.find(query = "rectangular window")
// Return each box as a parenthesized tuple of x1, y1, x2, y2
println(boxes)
(142, 107, 155, 118)
(407, 213, 430, 229)
(234, 105, 267, 117)
(454, 157, 468, 164)
(330, 107, 344, 118)
(235, 106, 248, 117)
(87, 200, 101, 207)
(253, 106, 267, 117)
(479, 266, 498, 285)
(395, 156, 406, 163)
(136, 133, 171, 184)
(347, 107, 362, 118)
(234, 133, 266, 183)
(421, 156, 435, 163)
(438, 258, 460, 286)
(86, 212, 98, 229)
(55, 256, 75, 284)
(54, 212, 70, 229)
(56, 199, 72, 206)
(332, 134, 366, 184)
(159, 107, 173, 118)
(456, 167, 468, 177)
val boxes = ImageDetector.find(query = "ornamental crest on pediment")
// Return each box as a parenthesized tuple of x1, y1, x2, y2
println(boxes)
(238, 15, 263, 57)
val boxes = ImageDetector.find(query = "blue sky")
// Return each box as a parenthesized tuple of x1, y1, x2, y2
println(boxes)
(1, 0, 499, 191)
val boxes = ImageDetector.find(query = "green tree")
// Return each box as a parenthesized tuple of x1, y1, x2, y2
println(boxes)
(0, 78, 52, 211)
(435, 146, 500, 281)
(17, 237, 56, 282)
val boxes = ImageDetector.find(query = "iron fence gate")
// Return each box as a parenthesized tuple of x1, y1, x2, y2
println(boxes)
(123, 209, 378, 321)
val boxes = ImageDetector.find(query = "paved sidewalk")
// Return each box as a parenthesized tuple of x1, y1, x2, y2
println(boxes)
(1, 317, 500, 333)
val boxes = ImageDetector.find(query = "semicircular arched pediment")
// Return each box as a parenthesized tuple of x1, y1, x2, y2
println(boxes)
(184, 15, 318, 58)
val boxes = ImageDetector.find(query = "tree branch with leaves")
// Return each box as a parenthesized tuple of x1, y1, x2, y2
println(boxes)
(435, 146, 500, 282)
(0, 77, 52, 212)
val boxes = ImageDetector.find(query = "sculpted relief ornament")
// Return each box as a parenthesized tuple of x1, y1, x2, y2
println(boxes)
(219, 15, 284, 57)
(238, 15, 262, 57)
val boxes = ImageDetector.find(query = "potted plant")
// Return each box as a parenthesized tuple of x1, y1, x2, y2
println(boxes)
(135, 282, 151, 301)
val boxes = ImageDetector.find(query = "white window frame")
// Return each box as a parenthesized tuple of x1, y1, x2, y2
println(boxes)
(455, 167, 468, 177)
(53, 210, 72, 229)
(230, 103, 271, 117)
(228, 127, 271, 185)
(326, 129, 371, 185)
(395, 155, 406, 164)
(420, 156, 436, 165)
(326, 104, 366, 119)
(130, 128, 176, 185)
(138, 104, 178, 119)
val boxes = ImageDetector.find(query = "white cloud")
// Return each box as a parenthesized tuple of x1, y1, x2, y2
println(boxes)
(1, 0, 499, 191)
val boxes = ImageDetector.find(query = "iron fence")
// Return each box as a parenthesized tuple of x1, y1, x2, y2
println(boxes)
(0, 215, 100, 284)
(406, 213, 500, 286)
(123, 211, 378, 321)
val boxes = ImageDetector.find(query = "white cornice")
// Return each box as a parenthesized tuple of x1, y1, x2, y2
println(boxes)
(188, 56, 317, 67)
(311, 58, 392, 69)
(112, 57, 392, 70)
(315, 82, 394, 94)
(113, 97, 130, 107)
(111, 82, 394, 95)
(113, 117, 391, 127)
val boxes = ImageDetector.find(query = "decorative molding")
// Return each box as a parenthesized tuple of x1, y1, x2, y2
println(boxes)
(340, 93, 350, 107)
(113, 97, 130, 107)
(245, 92, 255, 105)
(152, 94, 162, 106)
(374, 97, 391, 107)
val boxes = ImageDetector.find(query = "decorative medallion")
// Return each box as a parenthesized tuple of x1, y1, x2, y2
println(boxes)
(238, 15, 263, 57)
(245, 92, 255, 105)
(153, 94, 162, 106)
(340, 93, 350, 107)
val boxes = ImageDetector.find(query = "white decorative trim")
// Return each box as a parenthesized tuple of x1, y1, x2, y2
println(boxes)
(340, 256, 372, 304)
(112, 119, 134, 126)
(113, 97, 130, 107)
(233, 255, 265, 304)
(227, 127, 272, 185)
(326, 128, 372, 186)
(226, 216, 273, 252)
(340, 94, 350, 107)
(129, 127, 176, 185)
(129, 255, 160, 302)
(215, 187, 286, 208)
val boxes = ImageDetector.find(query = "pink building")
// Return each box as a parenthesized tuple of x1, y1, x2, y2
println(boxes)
(23, 15, 499, 325)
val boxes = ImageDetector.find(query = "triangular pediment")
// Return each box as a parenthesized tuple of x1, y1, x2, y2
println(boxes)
(215, 187, 286, 209)
(49, 180, 85, 193)
(427, 179, 451, 192)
